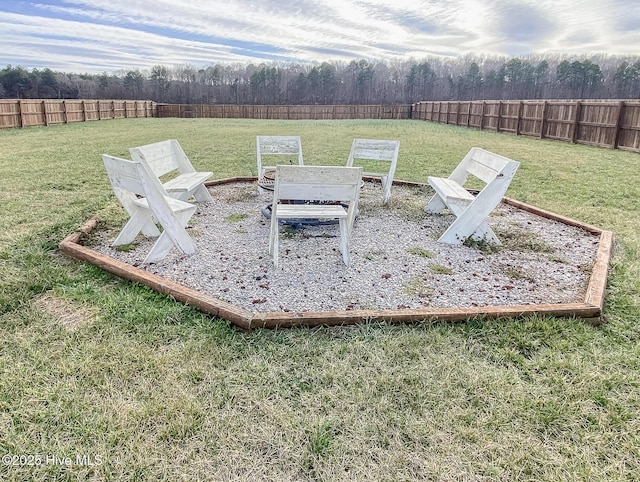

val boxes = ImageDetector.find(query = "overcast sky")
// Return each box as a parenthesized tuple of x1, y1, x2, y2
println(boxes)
(2, 0, 639, 73)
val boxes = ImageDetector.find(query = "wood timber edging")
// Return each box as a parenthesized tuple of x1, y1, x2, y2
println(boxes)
(59, 176, 612, 330)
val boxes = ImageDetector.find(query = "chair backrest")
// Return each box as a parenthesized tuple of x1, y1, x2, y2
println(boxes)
(256, 136, 303, 172)
(273, 165, 363, 204)
(129, 139, 196, 177)
(102, 154, 175, 219)
(346, 139, 399, 174)
(448, 147, 520, 193)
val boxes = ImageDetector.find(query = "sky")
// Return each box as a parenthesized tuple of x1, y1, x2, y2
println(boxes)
(1, 0, 639, 74)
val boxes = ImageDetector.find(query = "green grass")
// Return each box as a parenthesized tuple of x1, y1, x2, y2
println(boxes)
(1, 118, 640, 480)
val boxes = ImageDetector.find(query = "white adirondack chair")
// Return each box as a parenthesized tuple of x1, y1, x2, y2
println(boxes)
(425, 148, 520, 245)
(268, 165, 363, 267)
(129, 139, 213, 202)
(346, 138, 400, 203)
(256, 136, 304, 193)
(102, 154, 197, 263)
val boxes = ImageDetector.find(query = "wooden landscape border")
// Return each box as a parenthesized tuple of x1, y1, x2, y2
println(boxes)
(59, 177, 613, 330)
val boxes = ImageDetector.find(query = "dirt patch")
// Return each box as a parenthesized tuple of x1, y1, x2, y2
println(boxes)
(34, 292, 95, 330)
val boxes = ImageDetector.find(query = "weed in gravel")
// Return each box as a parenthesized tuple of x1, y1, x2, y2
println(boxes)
(547, 253, 570, 264)
(399, 200, 427, 223)
(282, 225, 299, 239)
(363, 249, 387, 261)
(499, 264, 536, 282)
(496, 228, 555, 253)
(402, 277, 434, 298)
(430, 263, 454, 275)
(463, 236, 503, 254)
(406, 246, 435, 258)
(224, 213, 248, 223)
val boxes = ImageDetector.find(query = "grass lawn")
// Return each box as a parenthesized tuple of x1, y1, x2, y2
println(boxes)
(1, 118, 639, 481)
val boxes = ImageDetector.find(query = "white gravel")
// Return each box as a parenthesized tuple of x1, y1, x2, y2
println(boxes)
(90, 181, 600, 314)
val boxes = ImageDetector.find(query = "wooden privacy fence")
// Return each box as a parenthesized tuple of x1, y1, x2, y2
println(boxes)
(3, 98, 639, 153)
(0, 99, 155, 129)
(156, 103, 412, 120)
(413, 100, 640, 152)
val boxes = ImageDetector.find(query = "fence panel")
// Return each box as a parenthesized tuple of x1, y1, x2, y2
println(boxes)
(19, 100, 47, 127)
(0, 101, 21, 128)
(413, 99, 640, 152)
(154, 103, 412, 120)
(0, 99, 154, 129)
(468, 102, 483, 128)
(618, 102, 640, 151)
(498, 101, 521, 133)
(577, 102, 619, 148)
(482, 102, 500, 131)
(519, 102, 544, 136)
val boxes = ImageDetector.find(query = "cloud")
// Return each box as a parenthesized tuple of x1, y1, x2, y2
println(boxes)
(1, 0, 639, 73)
(494, 4, 557, 44)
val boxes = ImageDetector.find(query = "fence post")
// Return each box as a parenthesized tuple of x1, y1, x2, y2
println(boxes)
(613, 100, 625, 149)
(496, 101, 502, 132)
(81, 100, 86, 121)
(42, 100, 48, 126)
(516, 101, 523, 135)
(539, 101, 548, 139)
(18, 100, 24, 127)
(62, 100, 67, 124)
(480, 101, 486, 130)
(571, 100, 581, 143)
(466, 102, 472, 127)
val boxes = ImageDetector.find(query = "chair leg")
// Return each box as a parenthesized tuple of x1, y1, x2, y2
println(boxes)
(140, 219, 161, 238)
(271, 229, 279, 268)
(467, 221, 500, 245)
(381, 175, 391, 204)
(144, 233, 174, 263)
(143, 208, 196, 263)
(193, 184, 213, 202)
(113, 209, 158, 246)
(438, 213, 500, 245)
(269, 208, 279, 267)
(268, 211, 277, 255)
(425, 194, 446, 213)
(338, 219, 350, 266)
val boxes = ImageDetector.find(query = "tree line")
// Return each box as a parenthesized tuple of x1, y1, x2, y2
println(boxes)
(1, 54, 639, 105)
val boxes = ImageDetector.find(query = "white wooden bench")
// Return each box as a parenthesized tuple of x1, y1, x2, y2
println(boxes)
(256, 136, 304, 193)
(129, 139, 213, 202)
(425, 148, 520, 245)
(346, 138, 399, 203)
(268, 165, 363, 267)
(102, 154, 197, 264)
